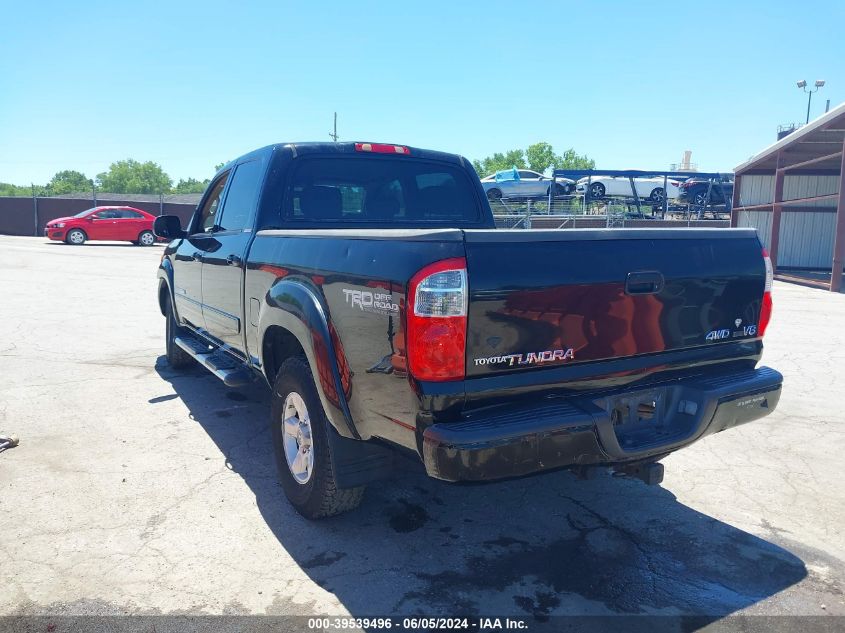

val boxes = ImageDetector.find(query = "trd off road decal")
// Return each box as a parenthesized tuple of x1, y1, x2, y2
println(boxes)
(343, 289, 399, 316)
(474, 348, 575, 367)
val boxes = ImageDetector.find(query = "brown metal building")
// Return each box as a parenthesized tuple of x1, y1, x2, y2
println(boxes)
(732, 101, 845, 291)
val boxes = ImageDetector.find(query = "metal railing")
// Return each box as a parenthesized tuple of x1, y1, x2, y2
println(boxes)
(489, 193, 731, 230)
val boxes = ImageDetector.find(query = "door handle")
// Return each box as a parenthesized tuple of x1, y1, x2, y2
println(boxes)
(226, 254, 242, 266)
(625, 271, 664, 295)
(192, 251, 203, 261)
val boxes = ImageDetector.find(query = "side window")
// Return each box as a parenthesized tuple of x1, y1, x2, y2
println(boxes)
(518, 171, 537, 179)
(216, 160, 263, 232)
(195, 172, 230, 233)
(117, 210, 143, 219)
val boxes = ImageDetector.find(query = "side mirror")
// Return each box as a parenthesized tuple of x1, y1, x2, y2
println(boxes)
(153, 215, 186, 240)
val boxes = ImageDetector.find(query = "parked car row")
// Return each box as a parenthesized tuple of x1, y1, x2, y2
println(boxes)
(44, 206, 161, 246)
(41, 179, 735, 249)
(480, 167, 733, 207)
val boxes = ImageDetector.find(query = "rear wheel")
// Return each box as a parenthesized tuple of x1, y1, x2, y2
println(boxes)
(549, 183, 566, 197)
(164, 294, 193, 369)
(138, 230, 156, 246)
(271, 357, 364, 519)
(486, 188, 502, 200)
(649, 187, 665, 203)
(66, 229, 86, 245)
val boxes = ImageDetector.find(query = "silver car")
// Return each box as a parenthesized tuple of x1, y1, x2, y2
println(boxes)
(480, 169, 575, 200)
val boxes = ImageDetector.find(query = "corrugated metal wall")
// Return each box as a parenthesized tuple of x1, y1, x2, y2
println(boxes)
(736, 174, 840, 268)
(739, 175, 775, 206)
(778, 211, 836, 267)
(739, 174, 839, 206)
(784, 175, 839, 204)
(736, 210, 772, 250)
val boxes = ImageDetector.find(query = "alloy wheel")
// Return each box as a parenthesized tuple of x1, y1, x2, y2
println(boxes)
(282, 392, 314, 484)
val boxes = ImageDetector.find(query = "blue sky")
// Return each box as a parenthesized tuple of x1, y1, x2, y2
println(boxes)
(2, 0, 844, 185)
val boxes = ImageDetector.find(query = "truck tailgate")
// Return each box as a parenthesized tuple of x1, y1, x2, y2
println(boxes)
(463, 228, 767, 378)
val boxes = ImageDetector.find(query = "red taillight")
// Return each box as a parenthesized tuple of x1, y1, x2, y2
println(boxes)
(405, 258, 467, 381)
(354, 142, 410, 155)
(758, 248, 774, 337)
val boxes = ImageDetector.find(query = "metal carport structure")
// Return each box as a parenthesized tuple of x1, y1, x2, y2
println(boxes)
(732, 101, 845, 291)
(552, 169, 730, 218)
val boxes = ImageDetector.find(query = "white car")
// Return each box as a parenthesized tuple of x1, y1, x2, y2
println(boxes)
(576, 176, 681, 203)
(481, 169, 575, 200)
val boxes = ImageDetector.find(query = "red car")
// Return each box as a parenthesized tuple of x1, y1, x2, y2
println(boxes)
(44, 206, 159, 246)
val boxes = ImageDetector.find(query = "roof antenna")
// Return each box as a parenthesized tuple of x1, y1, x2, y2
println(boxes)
(329, 112, 339, 142)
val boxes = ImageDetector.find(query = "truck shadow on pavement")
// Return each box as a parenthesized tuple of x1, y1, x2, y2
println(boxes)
(155, 359, 807, 621)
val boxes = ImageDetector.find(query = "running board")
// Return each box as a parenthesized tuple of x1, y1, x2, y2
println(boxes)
(174, 335, 253, 388)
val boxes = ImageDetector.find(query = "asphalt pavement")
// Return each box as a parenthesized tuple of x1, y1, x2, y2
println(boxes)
(0, 235, 843, 626)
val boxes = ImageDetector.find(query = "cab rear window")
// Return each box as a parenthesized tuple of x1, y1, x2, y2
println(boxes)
(284, 157, 481, 224)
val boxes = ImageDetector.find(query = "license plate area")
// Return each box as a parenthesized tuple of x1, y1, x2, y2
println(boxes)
(598, 387, 694, 452)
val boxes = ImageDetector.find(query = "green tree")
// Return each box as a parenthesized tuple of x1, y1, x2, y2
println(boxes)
(214, 162, 227, 172)
(526, 142, 561, 173)
(554, 148, 595, 171)
(96, 159, 173, 194)
(474, 143, 594, 177)
(472, 149, 526, 177)
(48, 170, 92, 195)
(173, 177, 210, 194)
(0, 183, 33, 197)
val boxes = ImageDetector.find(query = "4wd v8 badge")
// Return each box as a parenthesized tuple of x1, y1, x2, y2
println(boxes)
(706, 323, 757, 342)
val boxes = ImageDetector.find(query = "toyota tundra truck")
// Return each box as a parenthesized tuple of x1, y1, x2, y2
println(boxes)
(153, 141, 781, 519)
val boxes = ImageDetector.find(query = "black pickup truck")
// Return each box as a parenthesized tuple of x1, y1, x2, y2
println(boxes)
(154, 141, 781, 519)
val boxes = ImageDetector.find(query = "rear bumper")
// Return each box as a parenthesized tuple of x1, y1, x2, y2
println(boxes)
(422, 366, 782, 482)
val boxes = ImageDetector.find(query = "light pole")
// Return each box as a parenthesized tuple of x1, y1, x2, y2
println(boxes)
(797, 79, 825, 124)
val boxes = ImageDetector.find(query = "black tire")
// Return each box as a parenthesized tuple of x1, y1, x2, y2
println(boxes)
(271, 357, 365, 519)
(693, 191, 708, 207)
(164, 294, 194, 369)
(588, 182, 605, 199)
(649, 187, 665, 203)
(549, 183, 565, 197)
(486, 188, 502, 200)
(65, 229, 86, 245)
(137, 230, 156, 247)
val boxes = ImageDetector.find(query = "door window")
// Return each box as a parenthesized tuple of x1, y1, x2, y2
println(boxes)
(195, 172, 230, 233)
(216, 160, 263, 232)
